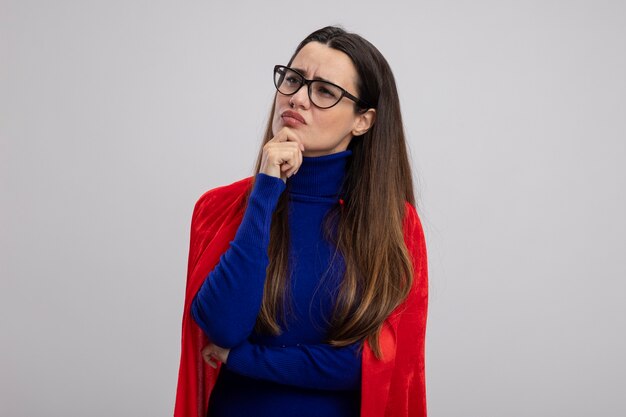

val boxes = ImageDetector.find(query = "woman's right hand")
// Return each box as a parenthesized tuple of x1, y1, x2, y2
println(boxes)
(259, 127, 305, 182)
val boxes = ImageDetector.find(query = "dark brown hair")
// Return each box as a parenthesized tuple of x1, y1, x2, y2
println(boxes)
(252, 26, 416, 360)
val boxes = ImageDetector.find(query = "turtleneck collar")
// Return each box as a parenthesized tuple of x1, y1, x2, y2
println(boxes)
(286, 149, 352, 198)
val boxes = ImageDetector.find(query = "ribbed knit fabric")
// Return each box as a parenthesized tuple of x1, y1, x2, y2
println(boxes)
(191, 150, 361, 417)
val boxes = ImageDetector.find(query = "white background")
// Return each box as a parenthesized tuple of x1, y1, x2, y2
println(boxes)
(1, 0, 625, 416)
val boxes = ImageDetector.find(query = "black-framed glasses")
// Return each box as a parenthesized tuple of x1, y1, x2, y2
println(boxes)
(273, 65, 370, 110)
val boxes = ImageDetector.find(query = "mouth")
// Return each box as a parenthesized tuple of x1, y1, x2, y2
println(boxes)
(281, 110, 306, 126)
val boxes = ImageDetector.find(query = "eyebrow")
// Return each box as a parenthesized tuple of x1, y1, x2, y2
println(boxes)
(292, 67, 334, 84)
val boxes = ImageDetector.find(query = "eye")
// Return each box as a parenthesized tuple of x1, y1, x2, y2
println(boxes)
(316, 84, 338, 98)
(285, 75, 301, 86)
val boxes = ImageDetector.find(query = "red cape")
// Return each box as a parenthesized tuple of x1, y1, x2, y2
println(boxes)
(174, 177, 428, 417)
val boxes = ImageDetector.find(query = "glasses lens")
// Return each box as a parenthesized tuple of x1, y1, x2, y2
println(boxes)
(274, 66, 302, 95)
(309, 81, 343, 108)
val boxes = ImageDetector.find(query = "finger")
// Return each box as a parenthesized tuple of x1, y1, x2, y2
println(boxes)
(294, 147, 303, 175)
(202, 347, 216, 359)
(284, 154, 302, 177)
(203, 353, 218, 368)
(260, 140, 303, 179)
(264, 141, 301, 155)
(289, 148, 304, 177)
(267, 148, 301, 171)
(274, 127, 304, 151)
(286, 164, 297, 177)
(264, 142, 300, 158)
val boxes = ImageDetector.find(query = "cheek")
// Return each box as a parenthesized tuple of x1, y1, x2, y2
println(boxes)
(272, 94, 297, 133)
(313, 109, 354, 136)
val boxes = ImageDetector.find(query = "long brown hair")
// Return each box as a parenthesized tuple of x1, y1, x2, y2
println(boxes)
(251, 26, 416, 360)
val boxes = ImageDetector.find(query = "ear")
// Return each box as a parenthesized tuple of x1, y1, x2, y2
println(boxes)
(351, 108, 376, 136)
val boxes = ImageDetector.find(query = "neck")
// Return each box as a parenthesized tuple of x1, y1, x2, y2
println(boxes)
(286, 149, 352, 198)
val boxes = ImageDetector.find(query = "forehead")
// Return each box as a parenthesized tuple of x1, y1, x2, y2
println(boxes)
(290, 42, 358, 91)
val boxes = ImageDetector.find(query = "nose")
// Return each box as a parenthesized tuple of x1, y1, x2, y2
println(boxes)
(289, 82, 310, 109)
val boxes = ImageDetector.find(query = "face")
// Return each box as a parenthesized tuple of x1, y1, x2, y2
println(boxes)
(272, 42, 375, 157)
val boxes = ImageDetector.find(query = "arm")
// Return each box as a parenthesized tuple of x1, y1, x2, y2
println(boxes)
(225, 339, 362, 391)
(190, 173, 285, 348)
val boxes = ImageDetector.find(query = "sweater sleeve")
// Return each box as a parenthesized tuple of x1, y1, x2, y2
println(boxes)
(224, 339, 362, 391)
(190, 174, 285, 348)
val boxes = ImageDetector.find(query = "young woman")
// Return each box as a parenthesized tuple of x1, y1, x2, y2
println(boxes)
(174, 26, 428, 417)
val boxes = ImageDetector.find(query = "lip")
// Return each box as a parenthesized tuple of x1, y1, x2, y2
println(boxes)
(281, 110, 306, 125)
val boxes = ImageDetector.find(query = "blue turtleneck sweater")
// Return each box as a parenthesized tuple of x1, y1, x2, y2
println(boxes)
(191, 150, 361, 417)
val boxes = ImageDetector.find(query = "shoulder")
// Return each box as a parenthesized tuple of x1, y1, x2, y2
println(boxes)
(192, 177, 254, 220)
